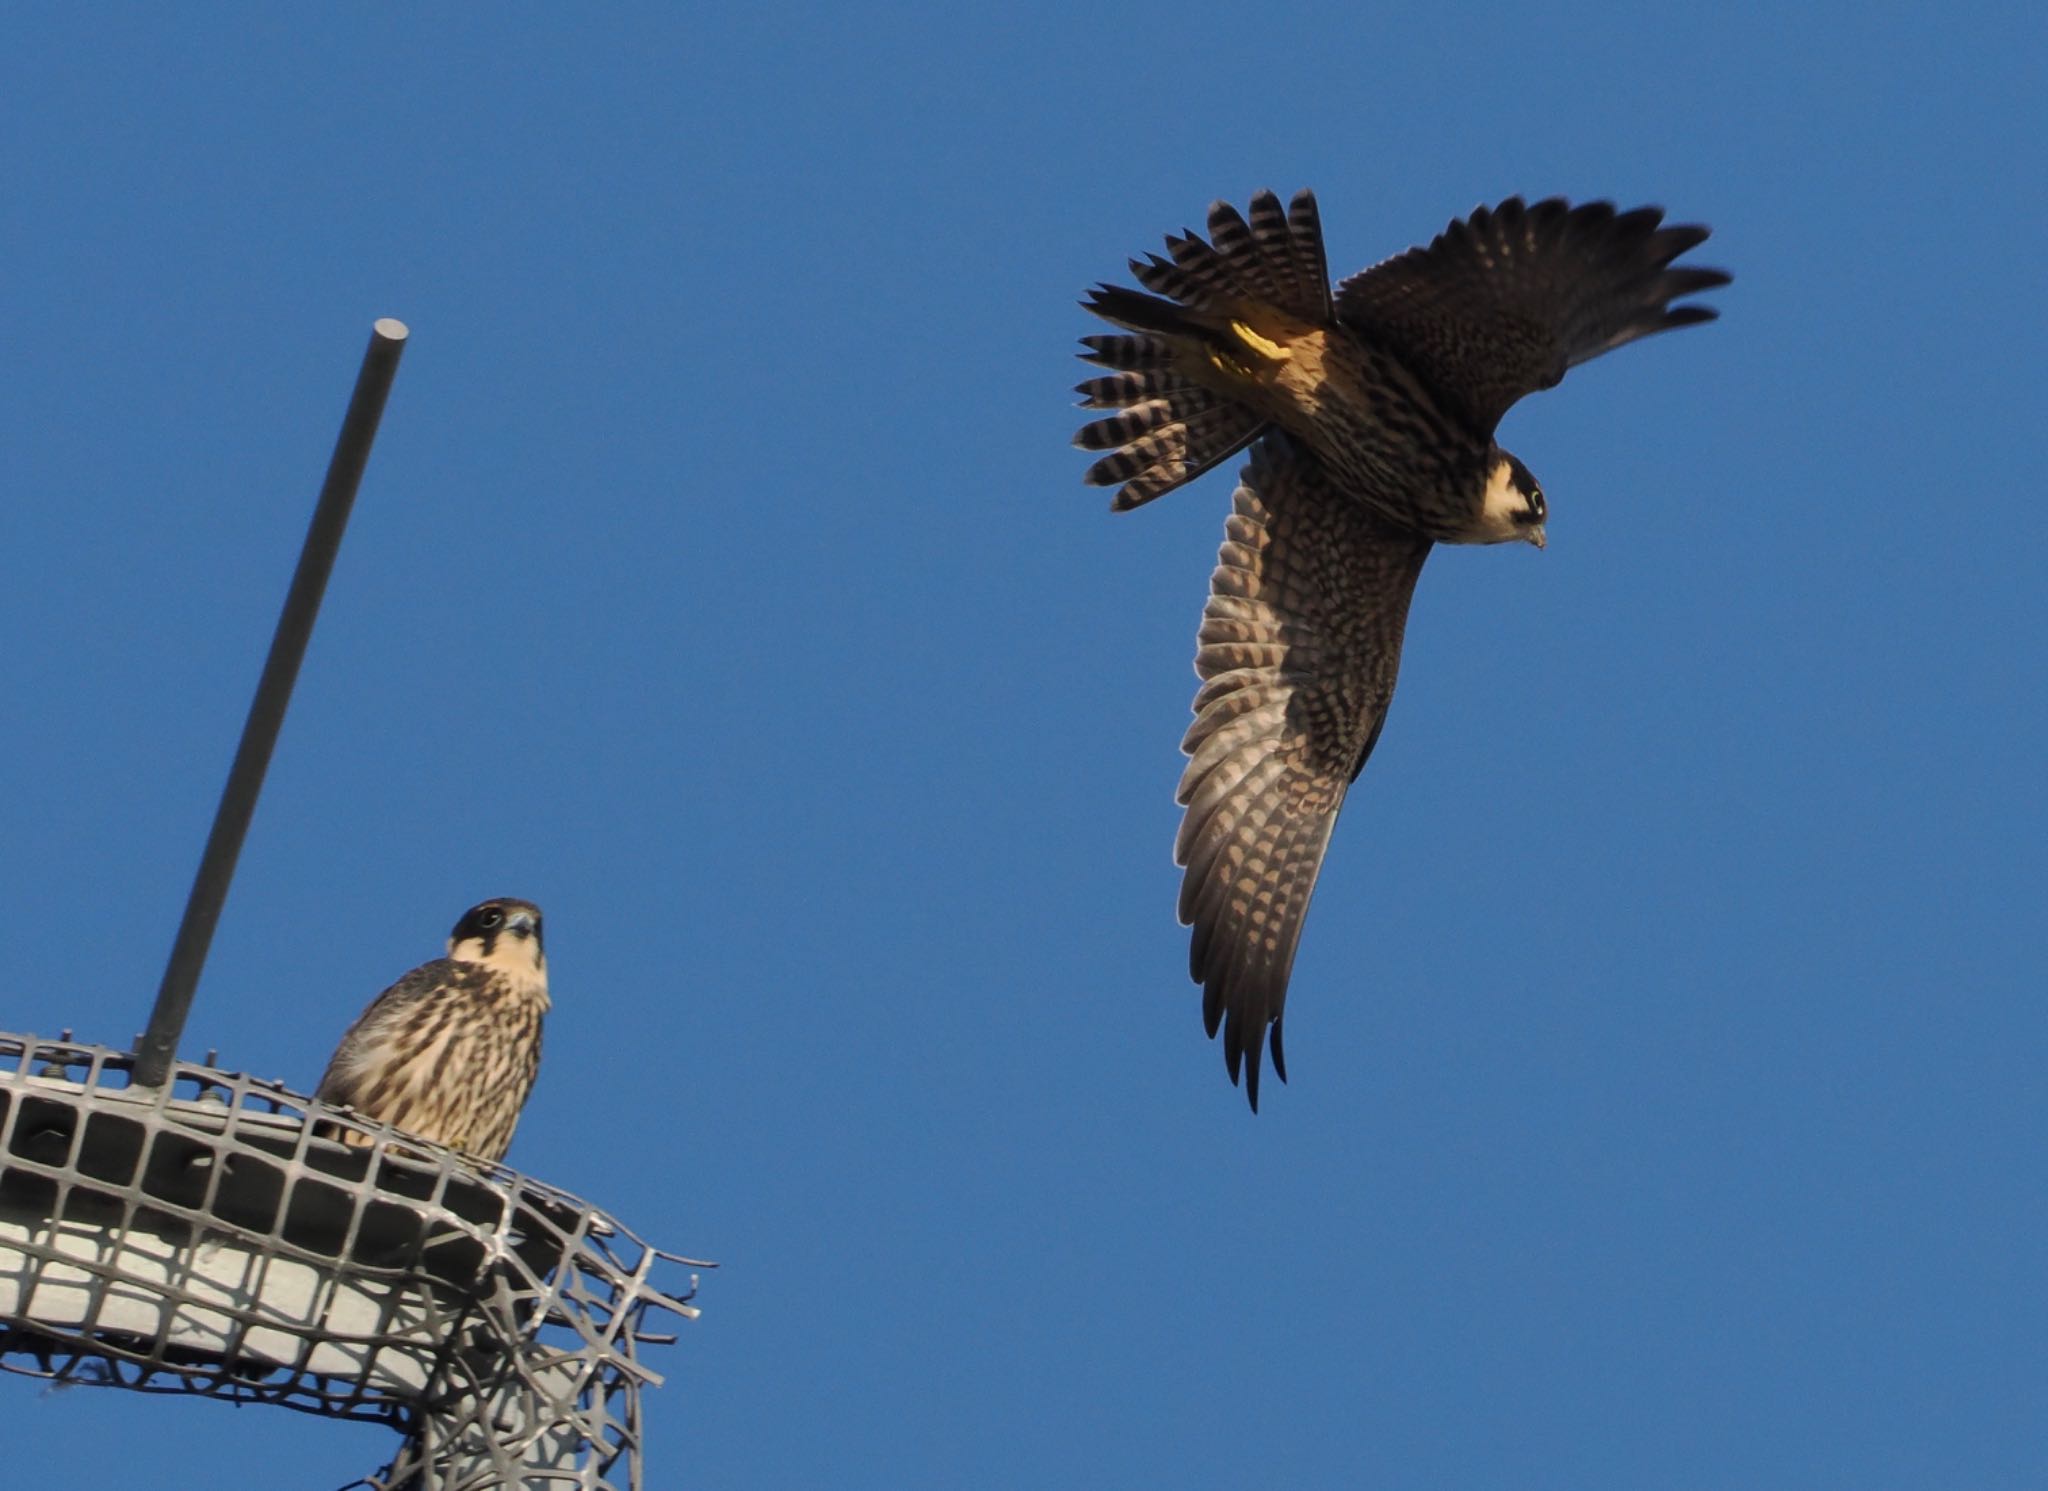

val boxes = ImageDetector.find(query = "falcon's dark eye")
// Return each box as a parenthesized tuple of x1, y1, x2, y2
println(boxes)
(475, 907, 505, 930)
(1531, 490, 1547, 519)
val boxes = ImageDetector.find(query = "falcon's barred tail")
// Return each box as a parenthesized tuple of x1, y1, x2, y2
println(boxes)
(1174, 435, 1431, 1111)
(1075, 190, 1332, 512)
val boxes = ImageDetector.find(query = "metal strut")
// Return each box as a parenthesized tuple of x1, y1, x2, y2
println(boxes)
(134, 319, 409, 1089)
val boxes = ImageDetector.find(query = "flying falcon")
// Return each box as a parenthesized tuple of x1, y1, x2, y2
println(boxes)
(1075, 190, 1727, 1110)
(314, 898, 550, 1162)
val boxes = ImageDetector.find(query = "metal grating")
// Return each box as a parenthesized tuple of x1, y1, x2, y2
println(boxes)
(0, 1031, 707, 1488)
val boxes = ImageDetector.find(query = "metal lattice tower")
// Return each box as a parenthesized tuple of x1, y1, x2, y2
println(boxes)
(0, 1032, 706, 1487)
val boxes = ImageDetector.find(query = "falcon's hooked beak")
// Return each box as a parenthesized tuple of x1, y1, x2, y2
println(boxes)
(1527, 525, 1547, 550)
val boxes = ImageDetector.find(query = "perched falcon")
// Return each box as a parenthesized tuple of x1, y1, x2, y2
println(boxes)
(314, 898, 550, 1162)
(1076, 191, 1727, 1109)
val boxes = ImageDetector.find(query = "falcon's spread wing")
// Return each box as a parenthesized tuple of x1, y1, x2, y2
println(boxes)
(1334, 197, 1729, 435)
(1175, 434, 1431, 1110)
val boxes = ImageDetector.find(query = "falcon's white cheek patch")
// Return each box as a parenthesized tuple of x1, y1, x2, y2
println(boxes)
(1469, 459, 1535, 544)
(451, 933, 551, 993)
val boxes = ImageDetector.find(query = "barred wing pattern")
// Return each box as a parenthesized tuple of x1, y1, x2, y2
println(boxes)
(1175, 435, 1431, 1110)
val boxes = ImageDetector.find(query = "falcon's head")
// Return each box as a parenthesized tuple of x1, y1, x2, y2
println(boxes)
(1475, 452, 1548, 549)
(447, 898, 546, 975)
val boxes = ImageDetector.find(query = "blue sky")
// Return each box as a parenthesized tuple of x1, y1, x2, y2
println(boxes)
(3, 5, 2042, 1487)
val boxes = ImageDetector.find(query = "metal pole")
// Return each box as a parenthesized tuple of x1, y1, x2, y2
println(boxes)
(134, 319, 410, 1089)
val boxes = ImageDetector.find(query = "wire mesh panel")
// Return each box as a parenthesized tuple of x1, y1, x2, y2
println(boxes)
(0, 1032, 706, 1489)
